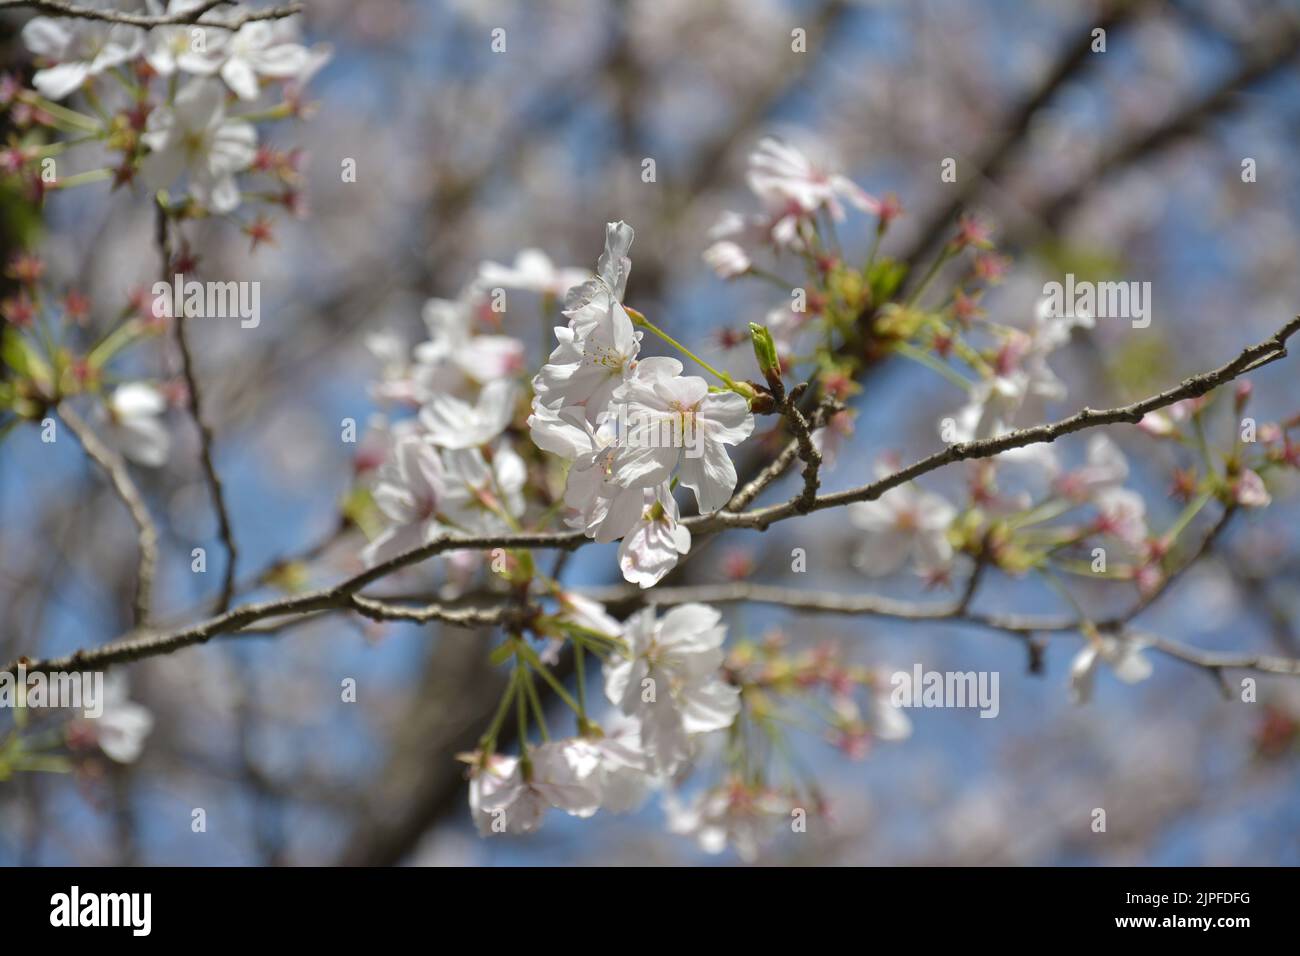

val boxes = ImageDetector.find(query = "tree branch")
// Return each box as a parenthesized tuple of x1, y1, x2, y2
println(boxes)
(0, 0, 303, 28)
(698, 315, 1300, 534)
(8, 314, 1297, 676)
(579, 577, 1300, 679)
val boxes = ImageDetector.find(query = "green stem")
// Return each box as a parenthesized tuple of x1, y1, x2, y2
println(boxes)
(87, 318, 146, 370)
(515, 642, 582, 715)
(893, 340, 974, 389)
(905, 249, 953, 308)
(54, 168, 115, 189)
(21, 94, 103, 134)
(627, 307, 739, 389)
(748, 267, 797, 292)
(522, 667, 549, 741)
(514, 664, 531, 773)
(1162, 487, 1214, 546)
(479, 668, 518, 757)
(865, 222, 884, 270)
(1007, 498, 1078, 530)
(575, 642, 588, 724)
(1192, 413, 1217, 476)
(231, 103, 292, 124)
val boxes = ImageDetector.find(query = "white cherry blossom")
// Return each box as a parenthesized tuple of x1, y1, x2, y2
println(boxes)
(21, 14, 144, 101)
(614, 367, 755, 513)
(1234, 469, 1271, 508)
(362, 435, 448, 567)
(1052, 434, 1129, 502)
(420, 378, 516, 449)
(87, 674, 154, 764)
(746, 136, 879, 222)
(847, 465, 956, 577)
(564, 715, 656, 813)
(144, 1, 224, 77)
(141, 78, 256, 214)
(1093, 486, 1148, 549)
(561, 414, 653, 544)
(533, 222, 641, 420)
(204, 18, 315, 101)
(98, 382, 171, 468)
(617, 483, 691, 588)
(702, 237, 751, 279)
(665, 784, 790, 862)
(604, 603, 740, 775)
(468, 743, 602, 835)
(476, 249, 588, 299)
(1069, 635, 1153, 704)
(364, 330, 428, 407)
(439, 443, 526, 535)
(414, 293, 526, 388)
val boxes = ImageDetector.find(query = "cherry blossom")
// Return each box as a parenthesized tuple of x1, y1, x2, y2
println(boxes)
(1092, 486, 1148, 550)
(83, 674, 155, 764)
(203, 18, 317, 101)
(1069, 634, 1153, 704)
(468, 744, 602, 835)
(141, 79, 257, 214)
(603, 604, 740, 775)
(476, 249, 589, 299)
(746, 136, 879, 222)
(1233, 469, 1272, 508)
(614, 367, 755, 513)
(1050, 434, 1129, 502)
(534, 407, 651, 543)
(617, 483, 692, 588)
(21, 14, 144, 101)
(554, 591, 624, 643)
(439, 443, 526, 536)
(565, 715, 656, 813)
(534, 293, 640, 420)
(847, 465, 956, 577)
(415, 293, 526, 388)
(420, 379, 517, 449)
(98, 382, 171, 468)
(362, 435, 448, 567)
(364, 330, 428, 407)
(665, 782, 793, 862)
(870, 688, 914, 742)
(702, 237, 751, 279)
(144, 1, 224, 77)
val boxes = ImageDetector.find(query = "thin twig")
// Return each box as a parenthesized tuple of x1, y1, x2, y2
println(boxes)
(157, 202, 239, 612)
(57, 404, 158, 626)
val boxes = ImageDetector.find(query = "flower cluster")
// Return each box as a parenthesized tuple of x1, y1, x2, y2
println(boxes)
(5, 3, 328, 222)
(467, 602, 740, 837)
(527, 222, 755, 587)
(464, 602, 905, 861)
(1, 250, 177, 467)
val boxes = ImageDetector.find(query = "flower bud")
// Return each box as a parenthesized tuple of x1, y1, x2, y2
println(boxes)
(748, 321, 782, 389)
